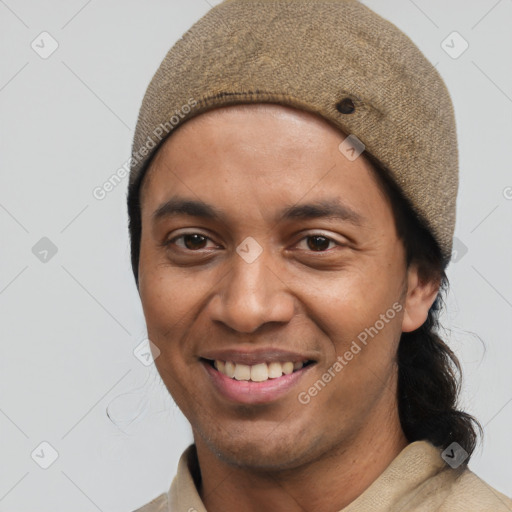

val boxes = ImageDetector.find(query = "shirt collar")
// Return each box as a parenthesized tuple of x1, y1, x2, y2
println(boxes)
(168, 440, 451, 512)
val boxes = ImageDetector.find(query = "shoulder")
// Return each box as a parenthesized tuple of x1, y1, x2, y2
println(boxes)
(438, 468, 512, 511)
(131, 444, 198, 512)
(131, 492, 168, 512)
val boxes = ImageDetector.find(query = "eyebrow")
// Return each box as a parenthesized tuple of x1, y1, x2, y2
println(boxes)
(152, 196, 364, 226)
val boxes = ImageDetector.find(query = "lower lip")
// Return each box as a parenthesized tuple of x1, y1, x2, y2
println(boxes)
(202, 360, 315, 405)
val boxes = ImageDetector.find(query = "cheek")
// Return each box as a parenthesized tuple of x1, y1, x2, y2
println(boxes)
(139, 272, 178, 332)
(138, 261, 206, 414)
(303, 258, 403, 337)
(297, 260, 405, 406)
(138, 248, 191, 351)
(137, 246, 220, 364)
(300, 271, 404, 424)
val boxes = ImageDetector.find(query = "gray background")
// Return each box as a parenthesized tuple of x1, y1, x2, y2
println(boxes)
(1, 0, 511, 510)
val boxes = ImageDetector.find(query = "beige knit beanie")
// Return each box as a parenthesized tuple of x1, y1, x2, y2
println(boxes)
(127, 0, 458, 269)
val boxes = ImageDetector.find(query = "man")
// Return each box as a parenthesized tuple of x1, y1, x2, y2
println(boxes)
(126, 1, 512, 510)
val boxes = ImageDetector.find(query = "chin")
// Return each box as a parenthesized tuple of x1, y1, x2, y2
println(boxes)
(201, 426, 320, 472)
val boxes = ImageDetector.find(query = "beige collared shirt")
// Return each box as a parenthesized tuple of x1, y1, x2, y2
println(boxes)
(132, 441, 512, 511)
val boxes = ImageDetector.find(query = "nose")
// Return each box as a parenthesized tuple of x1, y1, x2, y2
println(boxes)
(207, 248, 295, 334)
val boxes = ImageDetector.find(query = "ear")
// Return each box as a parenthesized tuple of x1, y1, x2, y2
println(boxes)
(401, 264, 440, 333)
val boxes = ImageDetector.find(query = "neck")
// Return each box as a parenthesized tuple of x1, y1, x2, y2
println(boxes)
(194, 398, 408, 512)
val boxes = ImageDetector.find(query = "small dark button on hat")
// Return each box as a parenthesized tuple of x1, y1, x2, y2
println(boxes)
(336, 98, 356, 114)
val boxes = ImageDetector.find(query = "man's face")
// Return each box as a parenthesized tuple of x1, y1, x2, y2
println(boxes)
(138, 104, 410, 470)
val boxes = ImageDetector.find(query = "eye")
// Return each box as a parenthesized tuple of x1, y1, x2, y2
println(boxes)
(164, 233, 218, 251)
(296, 234, 341, 252)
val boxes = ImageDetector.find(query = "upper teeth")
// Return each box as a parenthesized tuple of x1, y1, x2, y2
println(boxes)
(214, 360, 305, 382)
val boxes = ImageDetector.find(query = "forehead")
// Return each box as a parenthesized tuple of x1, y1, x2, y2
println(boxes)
(139, 104, 391, 225)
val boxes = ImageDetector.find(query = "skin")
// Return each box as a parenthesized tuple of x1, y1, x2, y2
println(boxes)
(137, 104, 439, 512)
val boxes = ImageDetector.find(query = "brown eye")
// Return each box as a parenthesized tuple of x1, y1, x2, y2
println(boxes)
(163, 233, 214, 251)
(306, 235, 332, 251)
(182, 234, 208, 250)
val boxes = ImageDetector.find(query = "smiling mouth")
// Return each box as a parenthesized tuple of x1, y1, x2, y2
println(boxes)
(201, 358, 316, 383)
